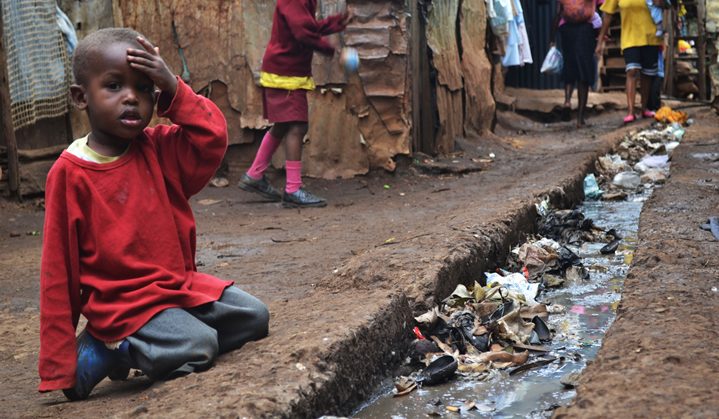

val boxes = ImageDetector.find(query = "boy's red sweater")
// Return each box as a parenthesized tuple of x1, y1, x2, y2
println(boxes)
(261, 0, 347, 77)
(38, 79, 231, 392)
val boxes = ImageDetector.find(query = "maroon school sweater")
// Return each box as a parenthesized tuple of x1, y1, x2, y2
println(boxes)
(38, 79, 231, 392)
(261, 0, 347, 77)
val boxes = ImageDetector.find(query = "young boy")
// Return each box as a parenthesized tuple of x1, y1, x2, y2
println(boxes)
(39, 28, 270, 400)
(238, 0, 351, 208)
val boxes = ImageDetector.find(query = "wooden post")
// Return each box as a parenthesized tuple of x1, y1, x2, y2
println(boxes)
(665, 6, 675, 97)
(0, 9, 20, 197)
(697, 0, 707, 101)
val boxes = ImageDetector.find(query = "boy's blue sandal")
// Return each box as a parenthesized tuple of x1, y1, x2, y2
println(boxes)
(238, 173, 282, 201)
(63, 330, 125, 401)
(282, 188, 327, 208)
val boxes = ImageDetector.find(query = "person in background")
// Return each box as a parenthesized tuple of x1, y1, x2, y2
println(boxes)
(551, 0, 603, 127)
(596, 0, 665, 124)
(238, 0, 351, 208)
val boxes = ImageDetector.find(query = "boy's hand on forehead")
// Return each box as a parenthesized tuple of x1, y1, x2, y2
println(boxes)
(127, 37, 178, 99)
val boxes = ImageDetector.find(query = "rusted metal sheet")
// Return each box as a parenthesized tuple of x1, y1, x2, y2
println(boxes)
(114, 0, 273, 145)
(426, 0, 464, 154)
(312, 0, 410, 173)
(461, 0, 495, 136)
(305, 88, 369, 178)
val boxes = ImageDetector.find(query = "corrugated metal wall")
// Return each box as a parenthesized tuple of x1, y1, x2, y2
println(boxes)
(505, 0, 562, 90)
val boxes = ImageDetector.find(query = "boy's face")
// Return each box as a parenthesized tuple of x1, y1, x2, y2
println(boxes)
(71, 42, 155, 146)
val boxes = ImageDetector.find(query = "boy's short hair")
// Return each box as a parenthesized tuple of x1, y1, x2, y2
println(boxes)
(72, 27, 146, 85)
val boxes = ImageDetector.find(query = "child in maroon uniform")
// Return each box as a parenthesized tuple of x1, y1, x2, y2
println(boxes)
(239, 0, 351, 207)
(39, 28, 269, 400)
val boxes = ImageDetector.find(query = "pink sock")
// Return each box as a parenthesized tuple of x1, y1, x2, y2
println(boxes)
(285, 160, 303, 193)
(247, 131, 281, 180)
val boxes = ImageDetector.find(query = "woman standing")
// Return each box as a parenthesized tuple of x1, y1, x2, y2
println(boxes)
(596, 0, 664, 123)
(551, 0, 602, 128)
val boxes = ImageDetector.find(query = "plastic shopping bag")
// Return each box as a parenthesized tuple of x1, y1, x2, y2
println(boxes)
(540, 46, 563, 75)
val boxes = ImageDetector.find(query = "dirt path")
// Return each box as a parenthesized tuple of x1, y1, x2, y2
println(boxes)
(2, 108, 707, 418)
(556, 108, 719, 418)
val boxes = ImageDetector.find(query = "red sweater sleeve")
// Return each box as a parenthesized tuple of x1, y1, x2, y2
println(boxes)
(317, 13, 347, 36)
(38, 163, 82, 392)
(278, 0, 338, 55)
(146, 78, 228, 198)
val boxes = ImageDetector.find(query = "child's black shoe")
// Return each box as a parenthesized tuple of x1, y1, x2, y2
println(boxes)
(238, 173, 282, 201)
(63, 330, 119, 401)
(282, 188, 327, 208)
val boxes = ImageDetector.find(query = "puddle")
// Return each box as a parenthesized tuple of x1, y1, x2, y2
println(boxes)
(354, 193, 649, 418)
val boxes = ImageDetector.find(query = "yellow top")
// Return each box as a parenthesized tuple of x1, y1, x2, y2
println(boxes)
(259, 71, 315, 91)
(601, 0, 662, 51)
(66, 135, 125, 164)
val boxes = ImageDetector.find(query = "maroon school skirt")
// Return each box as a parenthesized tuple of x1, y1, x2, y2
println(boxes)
(262, 87, 309, 123)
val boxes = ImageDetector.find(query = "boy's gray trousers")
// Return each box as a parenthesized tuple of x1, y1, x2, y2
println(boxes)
(125, 286, 269, 380)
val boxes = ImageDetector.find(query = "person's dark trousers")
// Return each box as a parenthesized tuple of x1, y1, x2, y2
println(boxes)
(647, 76, 663, 111)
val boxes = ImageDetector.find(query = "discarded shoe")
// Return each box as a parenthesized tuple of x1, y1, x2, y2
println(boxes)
(531, 316, 552, 341)
(63, 330, 120, 401)
(282, 188, 327, 208)
(238, 173, 282, 201)
(600, 238, 621, 254)
(418, 355, 458, 386)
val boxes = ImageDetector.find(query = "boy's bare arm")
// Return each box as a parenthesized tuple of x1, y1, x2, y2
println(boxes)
(126, 37, 178, 99)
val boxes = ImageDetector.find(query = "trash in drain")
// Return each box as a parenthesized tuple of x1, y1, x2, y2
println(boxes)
(357, 119, 688, 416)
(389, 205, 619, 398)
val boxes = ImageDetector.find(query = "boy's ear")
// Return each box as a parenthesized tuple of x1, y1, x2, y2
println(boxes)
(69, 84, 88, 110)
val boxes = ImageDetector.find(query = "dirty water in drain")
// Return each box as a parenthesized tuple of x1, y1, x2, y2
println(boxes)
(354, 194, 648, 418)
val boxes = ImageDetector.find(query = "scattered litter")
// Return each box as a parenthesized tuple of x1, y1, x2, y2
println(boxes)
(560, 371, 582, 388)
(612, 172, 641, 189)
(583, 174, 603, 200)
(654, 106, 688, 124)
(197, 199, 222, 206)
(209, 177, 229, 188)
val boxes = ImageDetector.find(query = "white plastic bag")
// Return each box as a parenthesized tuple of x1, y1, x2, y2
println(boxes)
(540, 46, 563, 75)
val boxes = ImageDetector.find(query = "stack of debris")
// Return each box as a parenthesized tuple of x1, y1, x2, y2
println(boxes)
(392, 206, 621, 397)
(585, 113, 689, 200)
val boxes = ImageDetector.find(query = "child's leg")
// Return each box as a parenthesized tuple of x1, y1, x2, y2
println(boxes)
(246, 129, 285, 180)
(186, 286, 270, 353)
(125, 308, 219, 380)
(284, 122, 308, 193)
(239, 124, 292, 201)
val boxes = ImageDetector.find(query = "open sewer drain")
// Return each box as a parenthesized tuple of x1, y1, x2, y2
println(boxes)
(353, 120, 687, 418)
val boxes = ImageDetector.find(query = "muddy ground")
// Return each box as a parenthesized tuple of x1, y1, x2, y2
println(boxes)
(556, 108, 719, 418)
(1, 104, 716, 418)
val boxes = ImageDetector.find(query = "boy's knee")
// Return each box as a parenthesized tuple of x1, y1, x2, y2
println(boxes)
(193, 326, 220, 357)
(252, 302, 270, 339)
